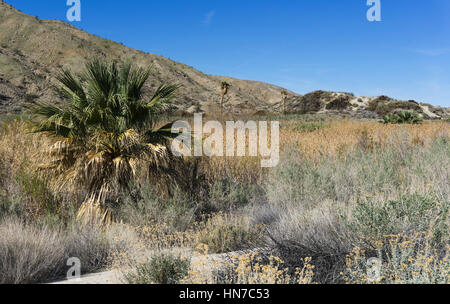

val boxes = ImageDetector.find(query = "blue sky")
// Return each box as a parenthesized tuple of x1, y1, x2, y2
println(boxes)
(7, 0, 450, 106)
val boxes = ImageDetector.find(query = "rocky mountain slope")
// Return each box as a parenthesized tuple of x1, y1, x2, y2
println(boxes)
(0, 2, 448, 119)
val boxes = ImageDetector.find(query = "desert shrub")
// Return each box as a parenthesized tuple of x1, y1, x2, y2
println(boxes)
(124, 253, 190, 284)
(343, 234, 449, 284)
(369, 98, 423, 116)
(295, 91, 326, 114)
(263, 201, 357, 283)
(367, 96, 393, 112)
(0, 218, 65, 284)
(325, 96, 351, 110)
(229, 255, 315, 284)
(0, 218, 117, 284)
(65, 225, 117, 273)
(197, 214, 265, 254)
(185, 253, 315, 284)
(345, 193, 448, 244)
(382, 111, 422, 124)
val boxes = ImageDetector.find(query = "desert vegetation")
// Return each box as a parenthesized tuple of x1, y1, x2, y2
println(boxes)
(0, 60, 448, 284)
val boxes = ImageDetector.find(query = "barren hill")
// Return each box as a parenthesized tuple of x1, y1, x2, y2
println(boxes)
(0, 2, 448, 119)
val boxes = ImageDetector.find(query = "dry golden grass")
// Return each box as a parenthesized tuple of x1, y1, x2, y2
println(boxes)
(286, 120, 449, 159)
(196, 119, 449, 186)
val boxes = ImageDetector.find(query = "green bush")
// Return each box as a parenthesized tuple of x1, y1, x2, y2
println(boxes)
(124, 253, 190, 284)
(346, 193, 448, 243)
(295, 91, 326, 114)
(381, 111, 422, 124)
(369, 97, 423, 116)
(325, 96, 351, 110)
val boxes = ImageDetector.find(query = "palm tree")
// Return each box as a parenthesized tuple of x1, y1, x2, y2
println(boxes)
(220, 81, 231, 111)
(281, 90, 288, 114)
(29, 60, 180, 224)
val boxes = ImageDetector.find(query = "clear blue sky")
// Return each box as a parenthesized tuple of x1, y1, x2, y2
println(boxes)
(7, 0, 450, 106)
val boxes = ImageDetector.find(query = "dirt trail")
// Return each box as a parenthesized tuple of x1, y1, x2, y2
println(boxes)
(50, 270, 122, 284)
(50, 248, 272, 284)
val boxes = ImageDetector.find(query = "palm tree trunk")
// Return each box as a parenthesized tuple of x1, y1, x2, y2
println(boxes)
(221, 94, 225, 114)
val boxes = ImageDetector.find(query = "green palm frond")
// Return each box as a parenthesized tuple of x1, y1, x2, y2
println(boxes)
(221, 81, 230, 89)
(29, 60, 179, 225)
(148, 84, 180, 109)
(382, 111, 423, 124)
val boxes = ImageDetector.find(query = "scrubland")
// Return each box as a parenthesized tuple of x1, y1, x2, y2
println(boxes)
(0, 116, 448, 284)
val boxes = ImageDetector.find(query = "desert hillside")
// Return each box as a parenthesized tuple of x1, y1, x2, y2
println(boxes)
(0, 2, 448, 118)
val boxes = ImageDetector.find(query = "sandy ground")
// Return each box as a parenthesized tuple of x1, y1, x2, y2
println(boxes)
(50, 248, 272, 284)
(50, 270, 123, 284)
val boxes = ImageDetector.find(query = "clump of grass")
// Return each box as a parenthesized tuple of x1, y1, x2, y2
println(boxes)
(14, 159, 58, 219)
(0, 218, 118, 284)
(207, 180, 262, 212)
(124, 252, 190, 284)
(197, 214, 265, 254)
(116, 185, 198, 231)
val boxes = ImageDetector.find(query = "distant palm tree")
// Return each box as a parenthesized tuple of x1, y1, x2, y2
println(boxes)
(29, 60, 179, 224)
(281, 90, 288, 114)
(220, 81, 231, 111)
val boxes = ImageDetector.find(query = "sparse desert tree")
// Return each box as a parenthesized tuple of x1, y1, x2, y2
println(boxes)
(29, 60, 179, 224)
(220, 81, 231, 111)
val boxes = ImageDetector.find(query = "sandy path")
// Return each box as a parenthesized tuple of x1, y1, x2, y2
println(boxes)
(49, 270, 123, 284)
(50, 248, 272, 284)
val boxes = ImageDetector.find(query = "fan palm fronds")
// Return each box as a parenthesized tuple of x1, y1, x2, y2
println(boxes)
(29, 60, 180, 224)
(381, 111, 423, 124)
